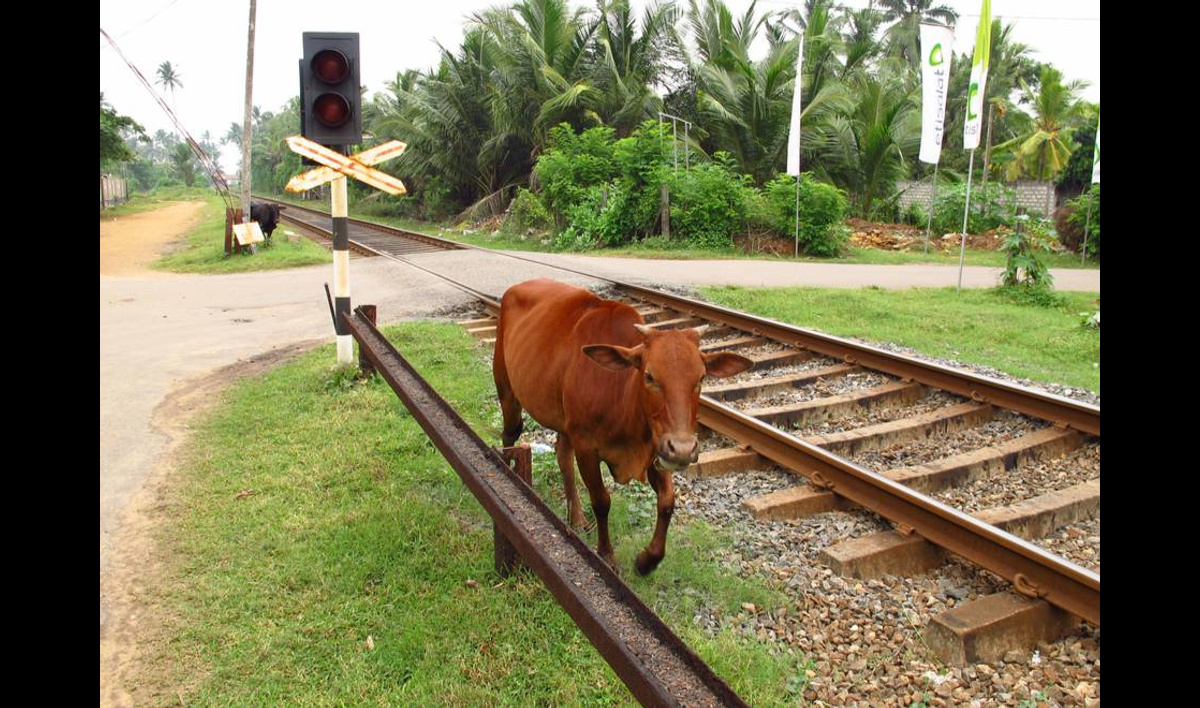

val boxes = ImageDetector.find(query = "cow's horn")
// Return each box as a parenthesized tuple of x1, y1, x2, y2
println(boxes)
(634, 323, 652, 336)
(691, 325, 709, 337)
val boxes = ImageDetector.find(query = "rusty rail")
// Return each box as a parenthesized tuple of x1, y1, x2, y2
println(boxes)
(698, 398, 1100, 625)
(623, 284, 1100, 437)
(342, 307, 747, 708)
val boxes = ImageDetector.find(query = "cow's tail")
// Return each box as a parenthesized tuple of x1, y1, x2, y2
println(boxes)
(493, 305, 524, 446)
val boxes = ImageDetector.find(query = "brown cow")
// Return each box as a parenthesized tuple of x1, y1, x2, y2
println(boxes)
(493, 279, 753, 575)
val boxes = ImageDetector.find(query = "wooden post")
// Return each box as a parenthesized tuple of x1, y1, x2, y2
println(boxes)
(660, 183, 670, 239)
(225, 208, 246, 256)
(494, 444, 533, 577)
(358, 305, 377, 378)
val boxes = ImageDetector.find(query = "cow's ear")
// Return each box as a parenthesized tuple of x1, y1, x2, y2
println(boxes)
(583, 344, 643, 372)
(703, 352, 753, 378)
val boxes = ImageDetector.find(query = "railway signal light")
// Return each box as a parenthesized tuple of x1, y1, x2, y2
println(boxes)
(300, 32, 362, 148)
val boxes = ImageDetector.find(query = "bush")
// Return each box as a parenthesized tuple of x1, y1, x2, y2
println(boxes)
(1000, 214, 1057, 292)
(1065, 185, 1100, 259)
(537, 124, 620, 227)
(759, 174, 850, 257)
(931, 182, 1017, 235)
(902, 202, 926, 227)
(666, 155, 752, 248)
(504, 188, 553, 234)
(422, 176, 459, 220)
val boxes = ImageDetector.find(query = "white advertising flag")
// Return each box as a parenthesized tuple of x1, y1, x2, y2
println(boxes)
(786, 35, 805, 176)
(918, 23, 954, 164)
(1091, 119, 1100, 183)
(963, 0, 991, 150)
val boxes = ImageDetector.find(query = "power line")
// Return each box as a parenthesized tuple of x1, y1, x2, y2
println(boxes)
(100, 27, 234, 212)
(99, 0, 184, 51)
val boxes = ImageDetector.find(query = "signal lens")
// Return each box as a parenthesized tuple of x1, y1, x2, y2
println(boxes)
(311, 50, 349, 84)
(313, 93, 351, 127)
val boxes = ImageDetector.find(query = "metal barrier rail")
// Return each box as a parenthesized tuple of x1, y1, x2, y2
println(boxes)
(342, 306, 747, 708)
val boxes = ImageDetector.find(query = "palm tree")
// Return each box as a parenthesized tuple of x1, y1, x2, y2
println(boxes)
(991, 66, 1089, 181)
(155, 61, 183, 109)
(878, 0, 958, 70)
(592, 0, 676, 136)
(472, 0, 600, 157)
(223, 122, 242, 146)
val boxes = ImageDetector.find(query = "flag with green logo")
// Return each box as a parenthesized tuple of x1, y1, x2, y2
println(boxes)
(919, 22, 955, 164)
(963, 0, 991, 150)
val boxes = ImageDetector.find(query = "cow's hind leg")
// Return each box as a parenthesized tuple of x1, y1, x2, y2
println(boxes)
(492, 334, 523, 447)
(635, 463, 675, 576)
(556, 434, 587, 530)
(575, 448, 615, 570)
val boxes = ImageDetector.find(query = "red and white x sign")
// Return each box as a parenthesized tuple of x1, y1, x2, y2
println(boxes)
(284, 136, 408, 195)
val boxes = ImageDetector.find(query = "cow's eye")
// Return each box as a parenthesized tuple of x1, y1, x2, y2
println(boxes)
(644, 372, 657, 387)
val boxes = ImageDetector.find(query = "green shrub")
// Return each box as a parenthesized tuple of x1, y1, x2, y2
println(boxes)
(931, 182, 1017, 235)
(760, 174, 850, 257)
(422, 176, 459, 220)
(504, 188, 553, 233)
(1000, 215, 1056, 292)
(1065, 185, 1100, 259)
(902, 202, 926, 227)
(537, 124, 620, 227)
(666, 155, 752, 248)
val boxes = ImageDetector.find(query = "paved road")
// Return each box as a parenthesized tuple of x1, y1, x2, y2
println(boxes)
(509, 252, 1101, 292)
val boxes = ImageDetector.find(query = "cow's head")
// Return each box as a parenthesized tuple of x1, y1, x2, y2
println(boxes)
(583, 324, 753, 471)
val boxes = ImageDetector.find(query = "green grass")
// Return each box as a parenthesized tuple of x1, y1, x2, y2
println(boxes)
(148, 323, 805, 706)
(260, 191, 1101, 268)
(150, 194, 330, 274)
(701, 285, 1101, 394)
(100, 186, 217, 219)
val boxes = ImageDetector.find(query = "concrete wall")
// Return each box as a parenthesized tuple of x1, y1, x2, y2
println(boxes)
(896, 180, 1057, 216)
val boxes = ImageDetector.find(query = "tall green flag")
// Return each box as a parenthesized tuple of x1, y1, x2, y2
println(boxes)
(963, 0, 992, 150)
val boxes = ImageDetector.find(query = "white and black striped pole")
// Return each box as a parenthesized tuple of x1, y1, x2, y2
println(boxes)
(331, 174, 353, 364)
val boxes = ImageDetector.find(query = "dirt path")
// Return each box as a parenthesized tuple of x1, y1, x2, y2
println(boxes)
(99, 201, 205, 276)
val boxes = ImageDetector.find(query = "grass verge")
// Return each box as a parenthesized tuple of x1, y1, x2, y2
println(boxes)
(145, 323, 803, 705)
(150, 194, 330, 274)
(701, 285, 1100, 394)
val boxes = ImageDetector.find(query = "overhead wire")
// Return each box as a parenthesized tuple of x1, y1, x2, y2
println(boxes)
(100, 26, 236, 214)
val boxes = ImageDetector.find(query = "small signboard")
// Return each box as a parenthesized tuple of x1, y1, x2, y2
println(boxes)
(233, 221, 265, 246)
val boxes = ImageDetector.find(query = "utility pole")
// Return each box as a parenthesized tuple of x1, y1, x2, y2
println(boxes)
(240, 0, 257, 241)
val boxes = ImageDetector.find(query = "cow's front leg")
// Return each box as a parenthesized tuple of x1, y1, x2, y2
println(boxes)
(635, 462, 675, 576)
(575, 449, 615, 569)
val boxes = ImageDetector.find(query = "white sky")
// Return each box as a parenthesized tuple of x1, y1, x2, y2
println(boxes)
(100, 0, 1100, 172)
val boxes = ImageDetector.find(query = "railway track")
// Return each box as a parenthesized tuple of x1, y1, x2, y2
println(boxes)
(257, 195, 1100, 646)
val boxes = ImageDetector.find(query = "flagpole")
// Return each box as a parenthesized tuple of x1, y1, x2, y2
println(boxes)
(924, 162, 939, 255)
(1080, 188, 1094, 263)
(794, 175, 800, 258)
(958, 150, 975, 289)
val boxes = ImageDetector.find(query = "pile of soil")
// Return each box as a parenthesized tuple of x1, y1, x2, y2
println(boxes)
(734, 230, 797, 257)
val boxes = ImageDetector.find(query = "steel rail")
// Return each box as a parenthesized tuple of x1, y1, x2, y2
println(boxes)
(342, 307, 747, 708)
(264, 197, 501, 313)
(622, 284, 1100, 437)
(260, 196, 1100, 624)
(698, 397, 1100, 626)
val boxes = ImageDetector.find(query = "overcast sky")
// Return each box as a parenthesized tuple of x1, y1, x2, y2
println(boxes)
(100, 0, 1100, 172)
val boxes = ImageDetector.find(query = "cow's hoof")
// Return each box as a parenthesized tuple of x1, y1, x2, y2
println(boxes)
(601, 552, 620, 575)
(634, 550, 661, 576)
(569, 512, 589, 532)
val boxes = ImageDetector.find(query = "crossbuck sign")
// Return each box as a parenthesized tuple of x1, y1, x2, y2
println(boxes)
(284, 136, 407, 363)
